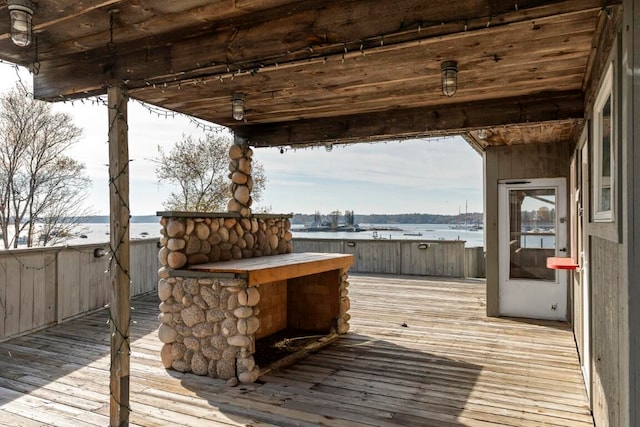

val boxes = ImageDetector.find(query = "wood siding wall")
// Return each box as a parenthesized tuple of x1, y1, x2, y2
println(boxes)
(0, 239, 159, 341)
(292, 239, 482, 278)
(484, 142, 571, 316)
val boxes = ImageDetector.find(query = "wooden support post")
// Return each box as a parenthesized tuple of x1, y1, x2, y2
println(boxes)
(107, 85, 131, 427)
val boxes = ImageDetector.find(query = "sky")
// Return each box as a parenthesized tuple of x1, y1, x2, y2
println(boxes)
(0, 63, 483, 217)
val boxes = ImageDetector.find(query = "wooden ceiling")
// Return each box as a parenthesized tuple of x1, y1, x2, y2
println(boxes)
(0, 0, 621, 149)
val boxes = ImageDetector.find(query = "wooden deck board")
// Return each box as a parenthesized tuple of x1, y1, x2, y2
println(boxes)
(0, 274, 593, 426)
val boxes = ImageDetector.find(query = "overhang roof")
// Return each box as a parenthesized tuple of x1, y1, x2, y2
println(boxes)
(0, 0, 620, 149)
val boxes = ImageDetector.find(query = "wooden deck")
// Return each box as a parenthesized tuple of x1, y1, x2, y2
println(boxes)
(0, 274, 592, 426)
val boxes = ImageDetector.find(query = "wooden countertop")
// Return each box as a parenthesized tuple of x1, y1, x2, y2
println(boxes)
(187, 252, 354, 285)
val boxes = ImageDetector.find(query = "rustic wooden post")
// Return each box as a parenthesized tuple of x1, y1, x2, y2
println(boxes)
(107, 85, 131, 427)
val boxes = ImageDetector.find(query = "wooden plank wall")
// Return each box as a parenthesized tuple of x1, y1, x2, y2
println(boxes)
(292, 238, 475, 278)
(0, 239, 159, 341)
(590, 237, 622, 426)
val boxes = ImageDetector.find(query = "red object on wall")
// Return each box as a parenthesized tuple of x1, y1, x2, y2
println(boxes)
(546, 257, 580, 270)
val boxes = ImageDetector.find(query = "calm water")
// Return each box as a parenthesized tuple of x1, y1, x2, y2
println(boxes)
(62, 222, 486, 248)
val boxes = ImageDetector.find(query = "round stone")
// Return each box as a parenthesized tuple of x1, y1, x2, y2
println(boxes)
(218, 227, 229, 242)
(244, 234, 255, 249)
(187, 253, 209, 265)
(234, 185, 250, 205)
(158, 267, 171, 279)
(167, 252, 187, 269)
(238, 158, 251, 174)
(195, 223, 210, 240)
(237, 319, 248, 335)
(167, 238, 186, 251)
(231, 171, 247, 184)
(226, 377, 239, 387)
(202, 345, 221, 361)
(209, 220, 220, 232)
(227, 334, 251, 348)
(229, 144, 243, 160)
(269, 234, 279, 250)
(200, 287, 219, 308)
(166, 219, 185, 238)
(227, 198, 242, 212)
(206, 308, 225, 323)
(185, 237, 201, 255)
(184, 219, 195, 236)
(184, 336, 200, 352)
(233, 306, 253, 319)
(221, 318, 237, 336)
(158, 324, 178, 343)
(158, 279, 172, 301)
(158, 246, 169, 266)
(171, 342, 186, 359)
(191, 352, 208, 376)
(238, 368, 260, 384)
(160, 344, 174, 368)
(246, 288, 260, 306)
(181, 305, 205, 327)
(216, 359, 236, 380)
(192, 322, 214, 339)
(237, 356, 255, 373)
(184, 279, 199, 295)
(158, 312, 173, 325)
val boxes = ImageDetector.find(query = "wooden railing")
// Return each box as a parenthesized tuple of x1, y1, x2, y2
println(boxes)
(0, 239, 159, 341)
(292, 238, 485, 278)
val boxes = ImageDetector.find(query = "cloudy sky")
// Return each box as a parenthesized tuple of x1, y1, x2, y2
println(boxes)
(0, 63, 483, 216)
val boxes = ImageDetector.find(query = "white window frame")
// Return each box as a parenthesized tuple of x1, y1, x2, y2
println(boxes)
(592, 62, 614, 222)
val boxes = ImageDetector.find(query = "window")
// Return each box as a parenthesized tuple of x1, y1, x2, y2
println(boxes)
(593, 63, 614, 222)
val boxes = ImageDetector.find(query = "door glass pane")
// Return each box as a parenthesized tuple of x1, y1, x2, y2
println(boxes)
(509, 188, 556, 281)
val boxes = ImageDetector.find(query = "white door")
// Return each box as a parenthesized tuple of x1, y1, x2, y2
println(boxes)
(498, 178, 568, 320)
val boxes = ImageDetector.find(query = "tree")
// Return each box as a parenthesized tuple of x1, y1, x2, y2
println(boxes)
(0, 85, 88, 249)
(344, 210, 355, 226)
(329, 210, 341, 229)
(153, 133, 267, 212)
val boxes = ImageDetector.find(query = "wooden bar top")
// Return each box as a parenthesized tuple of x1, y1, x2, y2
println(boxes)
(187, 252, 354, 285)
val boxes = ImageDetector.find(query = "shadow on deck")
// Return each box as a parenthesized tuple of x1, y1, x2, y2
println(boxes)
(0, 274, 592, 426)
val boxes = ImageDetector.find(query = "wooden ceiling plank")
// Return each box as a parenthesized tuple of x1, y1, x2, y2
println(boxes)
(30, 0, 604, 100)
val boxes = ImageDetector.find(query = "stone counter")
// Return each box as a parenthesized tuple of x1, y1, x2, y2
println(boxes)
(156, 253, 353, 384)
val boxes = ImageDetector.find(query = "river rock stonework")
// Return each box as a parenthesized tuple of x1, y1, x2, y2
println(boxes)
(227, 144, 253, 218)
(156, 267, 351, 383)
(156, 273, 261, 383)
(158, 214, 293, 269)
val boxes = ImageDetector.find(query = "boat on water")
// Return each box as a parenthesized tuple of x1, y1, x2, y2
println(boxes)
(403, 232, 423, 236)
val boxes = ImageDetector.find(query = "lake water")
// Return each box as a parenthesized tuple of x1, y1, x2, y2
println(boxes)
(64, 222, 486, 248)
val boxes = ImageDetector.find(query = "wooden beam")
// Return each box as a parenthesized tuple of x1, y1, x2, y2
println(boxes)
(107, 85, 130, 427)
(235, 91, 584, 146)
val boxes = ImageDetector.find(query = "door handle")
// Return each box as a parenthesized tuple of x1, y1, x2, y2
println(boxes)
(559, 248, 567, 252)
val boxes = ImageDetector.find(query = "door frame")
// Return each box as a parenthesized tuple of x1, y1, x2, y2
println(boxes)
(498, 177, 568, 320)
(579, 135, 591, 399)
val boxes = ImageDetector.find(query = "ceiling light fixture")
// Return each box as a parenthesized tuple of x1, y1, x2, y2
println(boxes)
(440, 60, 458, 97)
(7, 0, 34, 47)
(232, 93, 245, 121)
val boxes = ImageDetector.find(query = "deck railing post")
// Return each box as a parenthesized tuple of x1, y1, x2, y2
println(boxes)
(107, 85, 131, 427)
